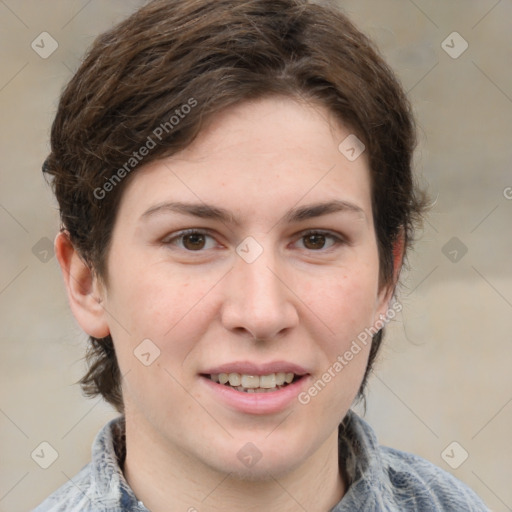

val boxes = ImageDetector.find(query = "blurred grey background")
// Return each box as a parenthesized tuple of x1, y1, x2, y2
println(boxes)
(1, 1, 511, 511)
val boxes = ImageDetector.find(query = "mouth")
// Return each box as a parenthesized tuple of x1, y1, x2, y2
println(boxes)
(199, 363, 311, 414)
(201, 372, 305, 393)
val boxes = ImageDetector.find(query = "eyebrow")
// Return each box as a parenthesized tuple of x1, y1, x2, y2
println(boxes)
(140, 199, 366, 225)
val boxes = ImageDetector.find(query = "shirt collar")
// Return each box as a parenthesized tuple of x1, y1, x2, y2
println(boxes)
(334, 410, 395, 510)
(90, 415, 149, 510)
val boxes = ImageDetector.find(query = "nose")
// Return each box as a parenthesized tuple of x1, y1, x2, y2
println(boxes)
(220, 244, 299, 341)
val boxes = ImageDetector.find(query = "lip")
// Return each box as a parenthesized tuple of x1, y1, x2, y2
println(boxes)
(199, 373, 311, 415)
(201, 361, 309, 376)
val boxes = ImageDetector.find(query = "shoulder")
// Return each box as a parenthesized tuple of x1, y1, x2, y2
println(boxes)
(379, 445, 489, 511)
(31, 464, 97, 512)
(335, 412, 489, 512)
(31, 416, 135, 512)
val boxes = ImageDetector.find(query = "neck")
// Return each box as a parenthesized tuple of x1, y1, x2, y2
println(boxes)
(123, 416, 346, 512)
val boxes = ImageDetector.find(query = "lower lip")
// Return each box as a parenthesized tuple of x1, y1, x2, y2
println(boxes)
(199, 375, 310, 415)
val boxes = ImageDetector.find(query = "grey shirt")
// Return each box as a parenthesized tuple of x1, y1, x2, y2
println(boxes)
(32, 410, 489, 511)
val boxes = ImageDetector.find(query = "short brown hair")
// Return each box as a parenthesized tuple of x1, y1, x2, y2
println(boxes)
(43, 0, 427, 413)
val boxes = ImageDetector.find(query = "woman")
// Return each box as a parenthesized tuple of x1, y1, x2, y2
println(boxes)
(34, 0, 488, 510)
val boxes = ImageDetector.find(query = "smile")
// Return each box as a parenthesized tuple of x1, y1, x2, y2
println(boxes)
(206, 372, 300, 393)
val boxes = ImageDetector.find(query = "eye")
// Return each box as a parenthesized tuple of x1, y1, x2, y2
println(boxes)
(163, 229, 218, 251)
(295, 230, 344, 251)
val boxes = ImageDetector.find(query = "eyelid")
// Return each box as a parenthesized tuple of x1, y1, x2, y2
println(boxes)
(162, 227, 213, 240)
(161, 228, 347, 252)
(292, 229, 347, 250)
(161, 228, 220, 249)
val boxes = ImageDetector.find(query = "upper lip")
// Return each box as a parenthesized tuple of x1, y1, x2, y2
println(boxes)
(201, 361, 310, 376)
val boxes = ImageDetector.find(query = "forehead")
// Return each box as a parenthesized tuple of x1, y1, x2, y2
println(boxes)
(116, 96, 373, 226)
(172, 96, 361, 168)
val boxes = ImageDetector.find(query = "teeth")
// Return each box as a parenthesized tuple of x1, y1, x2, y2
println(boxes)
(240, 375, 259, 388)
(228, 373, 241, 386)
(208, 372, 299, 391)
(259, 374, 276, 388)
(276, 372, 286, 385)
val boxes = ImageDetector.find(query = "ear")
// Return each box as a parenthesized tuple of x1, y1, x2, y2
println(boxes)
(375, 230, 405, 319)
(55, 231, 110, 338)
(391, 229, 405, 284)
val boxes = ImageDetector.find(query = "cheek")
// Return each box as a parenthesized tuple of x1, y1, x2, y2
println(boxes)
(296, 269, 378, 414)
(106, 267, 220, 411)
(106, 257, 219, 364)
(301, 264, 380, 343)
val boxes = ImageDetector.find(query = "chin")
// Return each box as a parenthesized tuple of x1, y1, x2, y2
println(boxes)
(201, 434, 313, 481)
(211, 453, 302, 482)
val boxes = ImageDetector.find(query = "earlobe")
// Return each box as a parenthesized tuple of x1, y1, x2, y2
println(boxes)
(55, 231, 110, 339)
(375, 230, 405, 322)
(392, 230, 405, 284)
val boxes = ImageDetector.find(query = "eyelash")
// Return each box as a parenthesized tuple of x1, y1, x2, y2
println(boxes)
(162, 229, 346, 252)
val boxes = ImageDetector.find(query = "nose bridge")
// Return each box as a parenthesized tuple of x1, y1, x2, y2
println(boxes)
(241, 252, 279, 302)
(235, 242, 283, 310)
(221, 238, 297, 338)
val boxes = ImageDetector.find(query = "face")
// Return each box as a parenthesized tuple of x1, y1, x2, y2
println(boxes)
(100, 96, 392, 478)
